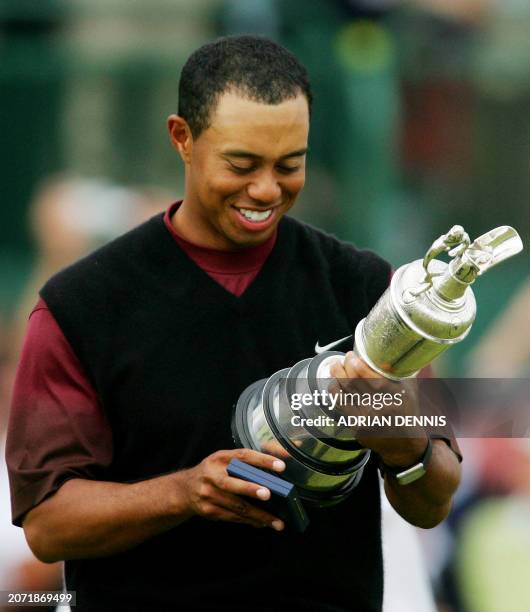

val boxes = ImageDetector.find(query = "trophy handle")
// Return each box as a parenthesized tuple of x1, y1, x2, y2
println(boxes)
(422, 225, 470, 274)
(462, 226, 524, 276)
(410, 225, 471, 296)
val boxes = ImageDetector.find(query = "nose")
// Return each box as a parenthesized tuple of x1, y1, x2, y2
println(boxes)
(246, 172, 282, 206)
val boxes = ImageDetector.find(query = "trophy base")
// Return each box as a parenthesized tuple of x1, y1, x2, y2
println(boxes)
(232, 352, 370, 508)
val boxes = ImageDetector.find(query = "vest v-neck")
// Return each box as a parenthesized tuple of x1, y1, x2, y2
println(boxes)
(156, 212, 290, 312)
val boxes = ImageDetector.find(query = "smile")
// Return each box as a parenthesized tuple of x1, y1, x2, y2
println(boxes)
(231, 205, 279, 232)
(236, 207, 273, 222)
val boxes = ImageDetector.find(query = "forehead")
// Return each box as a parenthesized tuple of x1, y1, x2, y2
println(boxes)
(203, 91, 310, 156)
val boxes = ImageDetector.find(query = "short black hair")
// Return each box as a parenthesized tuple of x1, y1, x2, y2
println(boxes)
(178, 35, 312, 138)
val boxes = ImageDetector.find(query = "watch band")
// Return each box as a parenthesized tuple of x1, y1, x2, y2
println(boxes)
(382, 436, 433, 485)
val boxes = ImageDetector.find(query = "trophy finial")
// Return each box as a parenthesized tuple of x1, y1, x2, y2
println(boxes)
(458, 226, 524, 278)
(431, 225, 523, 297)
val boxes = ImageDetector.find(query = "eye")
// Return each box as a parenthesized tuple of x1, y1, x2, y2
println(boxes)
(276, 165, 301, 175)
(228, 162, 255, 175)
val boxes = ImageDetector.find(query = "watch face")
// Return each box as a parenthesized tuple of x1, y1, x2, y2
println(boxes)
(395, 463, 426, 486)
(387, 437, 433, 485)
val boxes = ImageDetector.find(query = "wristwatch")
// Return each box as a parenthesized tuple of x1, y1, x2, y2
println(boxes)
(382, 437, 433, 485)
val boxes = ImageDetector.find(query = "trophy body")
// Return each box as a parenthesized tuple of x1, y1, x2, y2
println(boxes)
(355, 258, 476, 380)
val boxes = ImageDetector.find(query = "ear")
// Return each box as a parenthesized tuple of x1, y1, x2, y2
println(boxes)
(167, 115, 193, 164)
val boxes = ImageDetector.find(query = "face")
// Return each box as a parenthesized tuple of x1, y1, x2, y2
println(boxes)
(168, 91, 309, 250)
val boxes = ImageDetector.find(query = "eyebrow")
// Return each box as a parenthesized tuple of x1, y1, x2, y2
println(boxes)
(223, 148, 308, 160)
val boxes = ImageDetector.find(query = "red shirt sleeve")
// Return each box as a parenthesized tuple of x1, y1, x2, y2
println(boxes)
(6, 299, 113, 526)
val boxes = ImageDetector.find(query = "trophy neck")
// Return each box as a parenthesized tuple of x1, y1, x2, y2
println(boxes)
(432, 258, 477, 302)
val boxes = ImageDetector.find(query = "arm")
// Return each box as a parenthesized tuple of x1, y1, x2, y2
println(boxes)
(22, 473, 190, 563)
(382, 438, 461, 528)
(23, 448, 286, 563)
(330, 352, 462, 528)
(9, 302, 284, 564)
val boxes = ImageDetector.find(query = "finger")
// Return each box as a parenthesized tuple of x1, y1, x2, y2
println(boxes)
(260, 440, 291, 459)
(328, 380, 342, 396)
(330, 357, 363, 399)
(342, 352, 389, 393)
(221, 509, 283, 531)
(213, 491, 285, 531)
(329, 360, 348, 379)
(220, 474, 273, 502)
(331, 354, 367, 395)
(202, 502, 267, 529)
(226, 448, 286, 473)
(342, 352, 376, 378)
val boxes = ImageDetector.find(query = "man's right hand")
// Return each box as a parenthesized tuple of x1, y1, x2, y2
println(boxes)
(23, 449, 287, 563)
(182, 448, 286, 531)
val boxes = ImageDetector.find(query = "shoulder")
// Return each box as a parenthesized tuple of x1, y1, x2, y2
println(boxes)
(41, 212, 167, 298)
(280, 215, 391, 295)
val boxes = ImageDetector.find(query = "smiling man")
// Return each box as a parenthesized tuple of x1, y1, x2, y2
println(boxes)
(7, 36, 461, 612)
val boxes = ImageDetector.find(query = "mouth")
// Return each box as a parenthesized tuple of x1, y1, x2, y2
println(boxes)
(237, 207, 273, 222)
(231, 205, 280, 232)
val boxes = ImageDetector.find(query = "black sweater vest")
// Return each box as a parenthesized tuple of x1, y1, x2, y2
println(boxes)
(41, 213, 391, 612)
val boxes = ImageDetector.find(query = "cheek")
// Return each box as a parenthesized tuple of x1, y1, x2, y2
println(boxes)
(284, 171, 306, 195)
(215, 175, 246, 194)
(195, 167, 246, 201)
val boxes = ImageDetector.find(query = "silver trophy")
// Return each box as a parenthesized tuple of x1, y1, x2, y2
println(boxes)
(232, 226, 523, 506)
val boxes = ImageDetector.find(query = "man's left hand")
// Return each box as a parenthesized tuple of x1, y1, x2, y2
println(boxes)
(329, 351, 429, 469)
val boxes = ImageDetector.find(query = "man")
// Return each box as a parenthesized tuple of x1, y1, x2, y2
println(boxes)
(7, 36, 461, 611)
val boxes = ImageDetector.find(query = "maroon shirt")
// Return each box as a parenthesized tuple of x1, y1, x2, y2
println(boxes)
(7, 202, 276, 525)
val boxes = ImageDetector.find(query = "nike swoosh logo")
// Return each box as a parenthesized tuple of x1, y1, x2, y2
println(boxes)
(314, 335, 352, 354)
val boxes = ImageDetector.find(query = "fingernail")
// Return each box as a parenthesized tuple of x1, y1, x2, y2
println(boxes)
(256, 488, 270, 500)
(272, 520, 284, 531)
(272, 460, 286, 471)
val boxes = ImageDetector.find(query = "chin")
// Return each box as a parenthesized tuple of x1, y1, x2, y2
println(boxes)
(232, 233, 270, 249)
(219, 217, 277, 248)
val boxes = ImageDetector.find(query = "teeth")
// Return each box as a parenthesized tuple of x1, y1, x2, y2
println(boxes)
(238, 208, 273, 222)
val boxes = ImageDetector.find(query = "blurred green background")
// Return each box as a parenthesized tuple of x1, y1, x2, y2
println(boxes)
(1, 0, 528, 376)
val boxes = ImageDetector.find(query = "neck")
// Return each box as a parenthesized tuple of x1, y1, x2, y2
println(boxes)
(171, 198, 233, 251)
